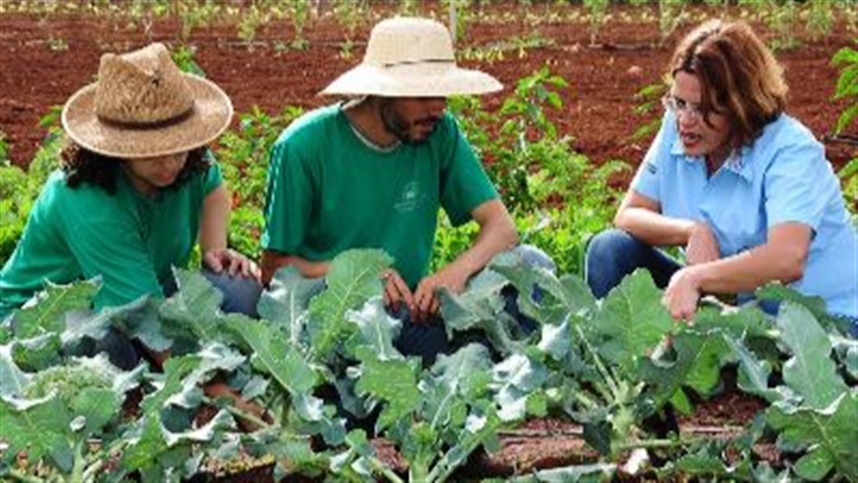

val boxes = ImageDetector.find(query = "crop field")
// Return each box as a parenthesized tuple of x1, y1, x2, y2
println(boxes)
(0, 0, 856, 482)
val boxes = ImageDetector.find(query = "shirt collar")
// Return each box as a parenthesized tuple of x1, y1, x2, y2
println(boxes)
(670, 138, 753, 183)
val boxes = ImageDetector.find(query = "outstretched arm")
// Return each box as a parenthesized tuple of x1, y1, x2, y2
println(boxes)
(663, 222, 810, 320)
(412, 199, 519, 318)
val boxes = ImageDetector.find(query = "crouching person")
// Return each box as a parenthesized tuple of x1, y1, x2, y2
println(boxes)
(0, 43, 264, 368)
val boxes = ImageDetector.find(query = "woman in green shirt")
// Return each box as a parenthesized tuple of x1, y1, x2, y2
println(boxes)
(0, 43, 261, 368)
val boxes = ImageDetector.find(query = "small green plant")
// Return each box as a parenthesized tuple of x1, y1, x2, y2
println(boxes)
(286, 0, 310, 51)
(0, 130, 7, 163)
(631, 79, 669, 141)
(831, 45, 858, 212)
(171, 44, 205, 77)
(657, 0, 688, 47)
(442, 68, 625, 275)
(237, 5, 264, 50)
(806, 0, 834, 42)
(583, 0, 610, 46)
(831, 46, 858, 136)
(46, 36, 68, 51)
(764, 0, 800, 51)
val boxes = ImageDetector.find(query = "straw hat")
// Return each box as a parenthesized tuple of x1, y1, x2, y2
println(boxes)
(62, 43, 232, 159)
(321, 17, 502, 97)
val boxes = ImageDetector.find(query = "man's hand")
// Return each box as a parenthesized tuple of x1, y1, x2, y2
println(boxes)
(412, 263, 471, 322)
(381, 269, 415, 314)
(662, 266, 703, 322)
(685, 222, 720, 265)
(204, 248, 261, 281)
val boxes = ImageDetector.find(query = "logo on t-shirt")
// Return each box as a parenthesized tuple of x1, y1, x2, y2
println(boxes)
(394, 181, 422, 213)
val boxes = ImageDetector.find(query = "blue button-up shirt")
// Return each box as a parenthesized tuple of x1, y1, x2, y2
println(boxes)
(632, 111, 857, 318)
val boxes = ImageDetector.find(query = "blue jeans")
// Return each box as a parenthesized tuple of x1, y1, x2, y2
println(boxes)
(394, 244, 555, 366)
(96, 269, 262, 370)
(585, 229, 858, 337)
(585, 228, 681, 298)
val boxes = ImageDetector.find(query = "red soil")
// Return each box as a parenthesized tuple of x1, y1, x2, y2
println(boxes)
(1, 3, 854, 179)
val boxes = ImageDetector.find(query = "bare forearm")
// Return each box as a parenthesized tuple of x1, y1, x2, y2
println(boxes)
(614, 207, 696, 247)
(449, 216, 519, 278)
(261, 250, 329, 285)
(199, 186, 230, 253)
(688, 242, 806, 294)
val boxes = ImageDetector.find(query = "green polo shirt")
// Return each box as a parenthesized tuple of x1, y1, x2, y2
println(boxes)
(0, 164, 221, 316)
(262, 104, 498, 288)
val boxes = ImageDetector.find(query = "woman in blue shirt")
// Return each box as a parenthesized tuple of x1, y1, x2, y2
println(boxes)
(585, 20, 857, 330)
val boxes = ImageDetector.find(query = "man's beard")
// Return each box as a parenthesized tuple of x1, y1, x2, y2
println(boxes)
(380, 101, 439, 144)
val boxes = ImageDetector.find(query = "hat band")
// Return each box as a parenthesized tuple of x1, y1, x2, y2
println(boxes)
(96, 105, 195, 130)
(381, 58, 455, 68)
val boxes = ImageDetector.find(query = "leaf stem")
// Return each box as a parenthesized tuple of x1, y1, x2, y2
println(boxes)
(613, 436, 704, 451)
(3, 469, 42, 483)
(200, 395, 273, 430)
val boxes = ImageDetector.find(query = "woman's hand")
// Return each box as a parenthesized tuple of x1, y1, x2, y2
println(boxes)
(204, 248, 261, 282)
(662, 266, 703, 322)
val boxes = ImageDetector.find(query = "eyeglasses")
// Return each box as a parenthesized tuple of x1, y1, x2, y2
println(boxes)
(662, 94, 704, 122)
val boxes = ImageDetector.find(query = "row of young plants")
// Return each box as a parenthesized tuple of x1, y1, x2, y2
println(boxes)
(1, 248, 856, 481)
(3, 0, 854, 56)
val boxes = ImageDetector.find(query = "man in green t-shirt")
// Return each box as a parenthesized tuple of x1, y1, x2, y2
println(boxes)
(262, 17, 550, 362)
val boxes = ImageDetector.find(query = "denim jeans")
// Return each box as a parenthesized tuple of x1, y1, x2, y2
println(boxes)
(585, 229, 858, 337)
(394, 244, 555, 366)
(585, 228, 681, 298)
(95, 269, 262, 370)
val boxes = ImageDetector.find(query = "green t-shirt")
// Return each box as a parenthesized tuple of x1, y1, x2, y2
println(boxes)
(0, 163, 222, 315)
(262, 104, 498, 288)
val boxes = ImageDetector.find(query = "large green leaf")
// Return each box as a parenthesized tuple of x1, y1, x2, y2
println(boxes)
(537, 318, 571, 361)
(70, 386, 121, 435)
(440, 269, 523, 354)
(140, 355, 202, 414)
(0, 344, 29, 397)
(768, 392, 858, 481)
(159, 268, 224, 343)
(639, 329, 725, 408)
(61, 295, 151, 346)
(490, 352, 548, 421)
(307, 249, 392, 360)
(345, 298, 402, 360)
(166, 343, 246, 409)
(0, 395, 73, 473)
(422, 344, 493, 433)
(227, 318, 317, 397)
(592, 270, 674, 372)
(354, 346, 422, 431)
(257, 265, 324, 344)
(492, 252, 595, 325)
(11, 332, 61, 372)
(11, 278, 100, 338)
(123, 298, 173, 352)
(776, 303, 847, 409)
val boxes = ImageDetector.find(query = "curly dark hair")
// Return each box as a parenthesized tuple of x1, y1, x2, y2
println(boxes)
(60, 143, 211, 194)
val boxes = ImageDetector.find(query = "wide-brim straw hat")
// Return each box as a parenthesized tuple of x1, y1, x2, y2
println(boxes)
(321, 17, 502, 97)
(62, 43, 232, 159)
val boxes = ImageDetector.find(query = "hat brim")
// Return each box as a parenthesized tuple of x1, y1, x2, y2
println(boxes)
(62, 74, 233, 159)
(320, 63, 502, 97)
